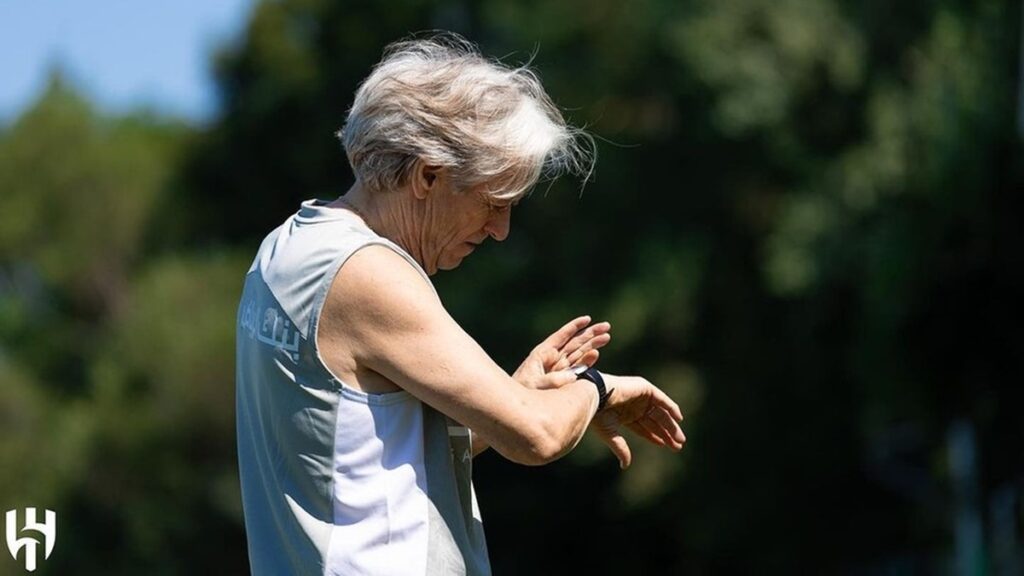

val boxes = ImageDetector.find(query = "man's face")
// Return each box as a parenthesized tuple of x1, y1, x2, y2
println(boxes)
(433, 183, 516, 272)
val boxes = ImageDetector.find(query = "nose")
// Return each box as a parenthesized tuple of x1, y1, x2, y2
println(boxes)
(484, 209, 511, 242)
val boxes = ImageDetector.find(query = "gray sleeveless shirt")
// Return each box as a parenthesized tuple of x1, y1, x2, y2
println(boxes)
(236, 199, 491, 575)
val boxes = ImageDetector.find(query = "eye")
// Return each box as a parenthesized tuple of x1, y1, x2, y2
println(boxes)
(495, 197, 519, 213)
(475, 189, 517, 214)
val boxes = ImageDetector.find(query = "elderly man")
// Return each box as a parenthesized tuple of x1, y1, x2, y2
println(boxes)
(236, 34, 685, 575)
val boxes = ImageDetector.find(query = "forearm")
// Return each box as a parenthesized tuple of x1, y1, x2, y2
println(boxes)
(535, 379, 601, 459)
(470, 369, 588, 458)
(495, 378, 599, 465)
(471, 433, 491, 457)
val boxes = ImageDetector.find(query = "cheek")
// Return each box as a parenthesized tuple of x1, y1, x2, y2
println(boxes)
(436, 246, 469, 271)
(469, 216, 491, 238)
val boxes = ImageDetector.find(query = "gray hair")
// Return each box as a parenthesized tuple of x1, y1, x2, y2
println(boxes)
(337, 33, 593, 200)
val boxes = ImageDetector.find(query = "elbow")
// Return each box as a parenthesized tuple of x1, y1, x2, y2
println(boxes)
(492, 430, 562, 467)
(517, 441, 560, 467)
(514, 416, 567, 466)
(487, 392, 580, 466)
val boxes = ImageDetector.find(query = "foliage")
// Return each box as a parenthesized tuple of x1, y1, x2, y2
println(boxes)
(0, 0, 1020, 573)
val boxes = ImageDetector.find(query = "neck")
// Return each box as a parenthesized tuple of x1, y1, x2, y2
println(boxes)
(334, 182, 436, 275)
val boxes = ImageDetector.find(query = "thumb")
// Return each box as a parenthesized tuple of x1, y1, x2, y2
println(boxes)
(595, 411, 631, 469)
(540, 368, 579, 389)
(556, 368, 580, 387)
(603, 432, 632, 470)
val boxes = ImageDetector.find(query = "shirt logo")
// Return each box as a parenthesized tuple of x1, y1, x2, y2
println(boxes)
(5, 508, 56, 572)
(239, 297, 301, 362)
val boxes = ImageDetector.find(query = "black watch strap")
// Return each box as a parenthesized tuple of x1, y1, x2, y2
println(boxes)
(577, 367, 611, 411)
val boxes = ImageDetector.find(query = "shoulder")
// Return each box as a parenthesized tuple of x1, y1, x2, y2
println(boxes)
(321, 243, 446, 353)
(331, 243, 437, 310)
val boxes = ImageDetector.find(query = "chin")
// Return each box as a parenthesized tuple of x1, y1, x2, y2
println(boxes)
(437, 258, 463, 272)
(437, 252, 469, 272)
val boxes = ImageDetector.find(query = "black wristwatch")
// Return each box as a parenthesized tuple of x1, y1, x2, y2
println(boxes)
(575, 367, 611, 411)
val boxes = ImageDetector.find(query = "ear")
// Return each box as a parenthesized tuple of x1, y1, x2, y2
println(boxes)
(410, 161, 445, 200)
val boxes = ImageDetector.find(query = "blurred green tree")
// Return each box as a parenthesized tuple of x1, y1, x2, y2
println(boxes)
(0, 0, 1020, 573)
(0, 76, 249, 575)
(185, 0, 1021, 572)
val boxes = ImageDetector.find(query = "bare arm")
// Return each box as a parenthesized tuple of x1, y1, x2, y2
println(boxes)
(470, 315, 612, 457)
(320, 245, 600, 465)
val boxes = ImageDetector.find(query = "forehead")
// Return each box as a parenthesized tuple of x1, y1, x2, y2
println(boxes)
(475, 190, 522, 210)
(470, 180, 525, 205)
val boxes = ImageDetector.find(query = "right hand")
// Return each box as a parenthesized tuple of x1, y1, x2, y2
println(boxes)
(590, 374, 686, 469)
(513, 315, 611, 390)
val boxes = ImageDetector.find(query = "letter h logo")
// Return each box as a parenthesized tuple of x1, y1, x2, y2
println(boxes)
(5, 508, 56, 572)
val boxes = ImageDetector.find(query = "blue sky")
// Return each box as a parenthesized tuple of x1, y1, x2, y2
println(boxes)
(0, 0, 255, 125)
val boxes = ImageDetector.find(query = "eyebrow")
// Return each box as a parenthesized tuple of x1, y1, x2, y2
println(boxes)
(498, 198, 520, 211)
(488, 196, 517, 209)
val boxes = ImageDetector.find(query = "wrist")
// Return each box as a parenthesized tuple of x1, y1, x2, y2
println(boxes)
(576, 367, 612, 411)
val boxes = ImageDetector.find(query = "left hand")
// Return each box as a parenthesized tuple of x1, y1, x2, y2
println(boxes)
(590, 374, 686, 469)
(513, 315, 611, 389)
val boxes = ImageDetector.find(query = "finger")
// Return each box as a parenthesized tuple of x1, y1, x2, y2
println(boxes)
(601, 430, 632, 470)
(651, 385, 684, 422)
(564, 332, 611, 366)
(558, 324, 606, 361)
(649, 406, 686, 448)
(541, 316, 592, 351)
(563, 327, 611, 363)
(642, 415, 684, 450)
(632, 419, 668, 447)
(561, 322, 611, 358)
(556, 349, 601, 373)
(540, 368, 580, 389)
(530, 346, 562, 373)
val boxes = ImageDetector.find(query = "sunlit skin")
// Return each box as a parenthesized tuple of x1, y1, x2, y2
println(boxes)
(328, 161, 515, 275)
(321, 161, 684, 467)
